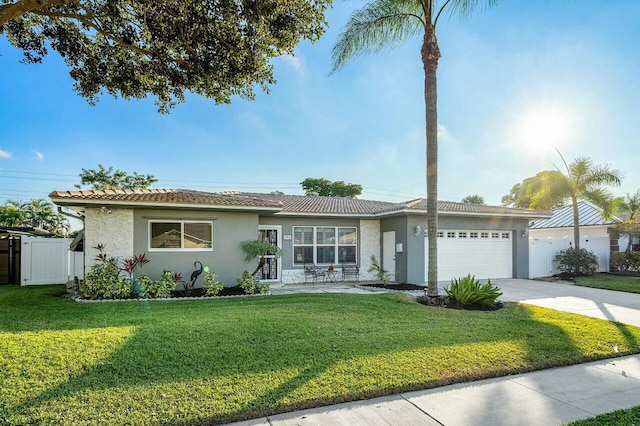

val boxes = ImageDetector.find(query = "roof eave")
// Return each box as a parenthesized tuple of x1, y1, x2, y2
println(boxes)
(374, 209, 552, 219)
(50, 198, 283, 213)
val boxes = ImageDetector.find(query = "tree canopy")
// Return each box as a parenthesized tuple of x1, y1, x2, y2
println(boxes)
(1, 0, 330, 112)
(462, 194, 485, 204)
(502, 170, 569, 210)
(300, 177, 362, 198)
(76, 165, 157, 190)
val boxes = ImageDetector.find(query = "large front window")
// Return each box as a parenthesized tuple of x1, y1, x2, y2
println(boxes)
(149, 221, 213, 251)
(293, 226, 357, 265)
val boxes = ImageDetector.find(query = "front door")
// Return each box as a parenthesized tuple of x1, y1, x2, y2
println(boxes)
(257, 226, 282, 282)
(382, 231, 396, 278)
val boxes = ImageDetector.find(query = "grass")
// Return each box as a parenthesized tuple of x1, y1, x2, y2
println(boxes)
(569, 406, 640, 425)
(2, 285, 640, 425)
(575, 274, 640, 294)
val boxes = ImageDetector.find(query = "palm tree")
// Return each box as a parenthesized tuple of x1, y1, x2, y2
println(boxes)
(25, 198, 54, 229)
(551, 153, 622, 250)
(331, 0, 498, 296)
(462, 194, 485, 204)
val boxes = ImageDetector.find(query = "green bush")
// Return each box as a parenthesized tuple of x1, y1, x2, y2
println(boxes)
(611, 251, 640, 273)
(203, 271, 224, 296)
(237, 270, 269, 294)
(444, 274, 502, 307)
(554, 247, 599, 277)
(81, 259, 132, 300)
(139, 271, 177, 299)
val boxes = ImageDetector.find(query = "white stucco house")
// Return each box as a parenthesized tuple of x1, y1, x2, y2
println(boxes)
(528, 200, 627, 278)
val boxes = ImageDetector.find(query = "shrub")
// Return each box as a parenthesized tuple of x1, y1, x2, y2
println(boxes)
(203, 271, 224, 296)
(140, 271, 177, 299)
(81, 258, 132, 299)
(237, 270, 269, 294)
(611, 251, 640, 273)
(554, 247, 599, 277)
(444, 274, 502, 307)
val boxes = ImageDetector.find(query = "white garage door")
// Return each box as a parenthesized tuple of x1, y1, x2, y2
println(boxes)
(429, 230, 513, 282)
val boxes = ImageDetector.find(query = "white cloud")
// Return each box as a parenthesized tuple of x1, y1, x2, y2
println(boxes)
(281, 54, 305, 77)
(0, 148, 12, 159)
(437, 124, 449, 139)
(34, 150, 44, 160)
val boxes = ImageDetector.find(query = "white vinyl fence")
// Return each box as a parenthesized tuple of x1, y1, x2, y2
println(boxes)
(529, 236, 610, 278)
(20, 236, 83, 285)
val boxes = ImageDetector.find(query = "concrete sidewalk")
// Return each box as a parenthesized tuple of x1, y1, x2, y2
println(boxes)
(227, 355, 640, 426)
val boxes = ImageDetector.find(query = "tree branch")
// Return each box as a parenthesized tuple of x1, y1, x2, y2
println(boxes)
(0, 0, 72, 26)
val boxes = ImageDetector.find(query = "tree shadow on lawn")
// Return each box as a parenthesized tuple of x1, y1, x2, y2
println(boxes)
(5, 291, 640, 425)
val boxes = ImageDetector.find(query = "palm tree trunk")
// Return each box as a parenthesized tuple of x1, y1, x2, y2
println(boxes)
(423, 26, 440, 297)
(572, 195, 580, 250)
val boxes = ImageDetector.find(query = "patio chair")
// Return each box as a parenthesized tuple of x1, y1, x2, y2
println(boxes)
(341, 263, 359, 282)
(303, 263, 326, 284)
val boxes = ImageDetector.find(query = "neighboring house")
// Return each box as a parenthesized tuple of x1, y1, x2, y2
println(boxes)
(49, 189, 550, 285)
(529, 200, 627, 278)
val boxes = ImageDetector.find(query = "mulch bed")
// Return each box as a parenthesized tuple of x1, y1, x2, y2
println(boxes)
(170, 286, 246, 298)
(415, 294, 503, 311)
(361, 283, 427, 291)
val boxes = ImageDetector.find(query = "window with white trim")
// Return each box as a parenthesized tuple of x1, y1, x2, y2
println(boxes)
(458, 232, 467, 238)
(447, 231, 456, 238)
(437, 231, 444, 238)
(470, 232, 479, 239)
(149, 221, 213, 251)
(293, 226, 357, 265)
(502, 232, 511, 239)
(481, 232, 489, 239)
(491, 232, 499, 238)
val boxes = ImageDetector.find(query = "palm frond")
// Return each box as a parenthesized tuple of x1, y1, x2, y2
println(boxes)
(441, 0, 499, 21)
(331, 0, 425, 73)
(582, 188, 617, 220)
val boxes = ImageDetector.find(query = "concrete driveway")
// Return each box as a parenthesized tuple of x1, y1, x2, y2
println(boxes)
(494, 278, 640, 327)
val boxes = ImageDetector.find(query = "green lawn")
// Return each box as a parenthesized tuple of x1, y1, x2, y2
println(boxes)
(569, 406, 640, 425)
(2, 285, 640, 425)
(575, 274, 640, 294)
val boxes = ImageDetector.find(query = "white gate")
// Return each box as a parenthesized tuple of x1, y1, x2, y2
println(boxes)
(20, 236, 72, 285)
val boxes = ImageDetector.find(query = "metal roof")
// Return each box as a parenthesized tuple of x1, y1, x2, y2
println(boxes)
(529, 200, 618, 229)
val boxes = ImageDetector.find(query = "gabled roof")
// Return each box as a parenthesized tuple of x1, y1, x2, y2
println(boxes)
(530, 200, 618, 229)
(49, 188, 551, 219)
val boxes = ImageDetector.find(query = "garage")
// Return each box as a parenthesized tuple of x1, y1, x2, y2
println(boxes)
(433, 230, 513, 282)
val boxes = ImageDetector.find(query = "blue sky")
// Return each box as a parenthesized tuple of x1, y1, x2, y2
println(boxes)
(1, 0, 639, 206)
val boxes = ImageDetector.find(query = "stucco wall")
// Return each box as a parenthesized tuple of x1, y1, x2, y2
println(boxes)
(529, 225, 610, 240)
(359, 219, 380, 281)
(85, 208, 134, 273)
(133, 209, 259, 287)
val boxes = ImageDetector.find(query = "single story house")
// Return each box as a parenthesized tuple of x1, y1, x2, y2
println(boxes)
(49, 189, 550, 286)
(529, 200, 627, 277)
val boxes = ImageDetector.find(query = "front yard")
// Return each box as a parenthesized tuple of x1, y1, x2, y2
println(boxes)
(575, 274, 640, 294)
(2, 285, 640, 425)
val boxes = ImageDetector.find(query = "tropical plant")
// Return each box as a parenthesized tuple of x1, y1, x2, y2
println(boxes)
(203, 271, 224, 296)
(367, 255, 393, 285)
(80, 258, 132, 299)
(0, 198, 70, 236)
(610, 251, 640, 273)
(237, 270, 270, 295)
(332, 0, 499, 297)
(554, 247, 599, 278)
(239, 239, 282, 276)
(502, 171, 569, 210)
(614, 191, 640, 252)
(462, 194, 485, 204)
(444, 274, 502, 307)
(139, 270, 178, 299)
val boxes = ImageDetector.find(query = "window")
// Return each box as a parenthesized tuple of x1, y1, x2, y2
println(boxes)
(491, 232, 499, 239)
(447, 231, 456, 238)
(458, 232, 467, 238)
(502, 232, 511, 239)
(481, 232, 489, 239)
(437, 231, 444, 238)
(470, 232, 479, 239)
(149, 221, 213, 251)
(293, 226, 357, 265)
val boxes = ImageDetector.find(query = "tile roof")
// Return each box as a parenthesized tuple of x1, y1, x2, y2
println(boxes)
(49, 189, 551, 218)
(530, 200, 618, 229)
(49, 189, 283, 209)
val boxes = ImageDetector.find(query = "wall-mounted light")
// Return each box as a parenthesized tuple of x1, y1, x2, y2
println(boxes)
(521, 229, 529, 238)
(100, 206, 112, 214)
(414, 225, 422, 237)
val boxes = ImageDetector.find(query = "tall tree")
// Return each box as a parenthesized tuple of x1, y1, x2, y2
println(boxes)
(301, 177, 363, 198)
(462, 194, 485, 204)
(502, 170, 569, 210)
(331, 0, 498, 296)
(76, 165, 158, 190)
(1, 0, 329, 112)
(0, 199, 69, 236)
(614, 191, 640, 252)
